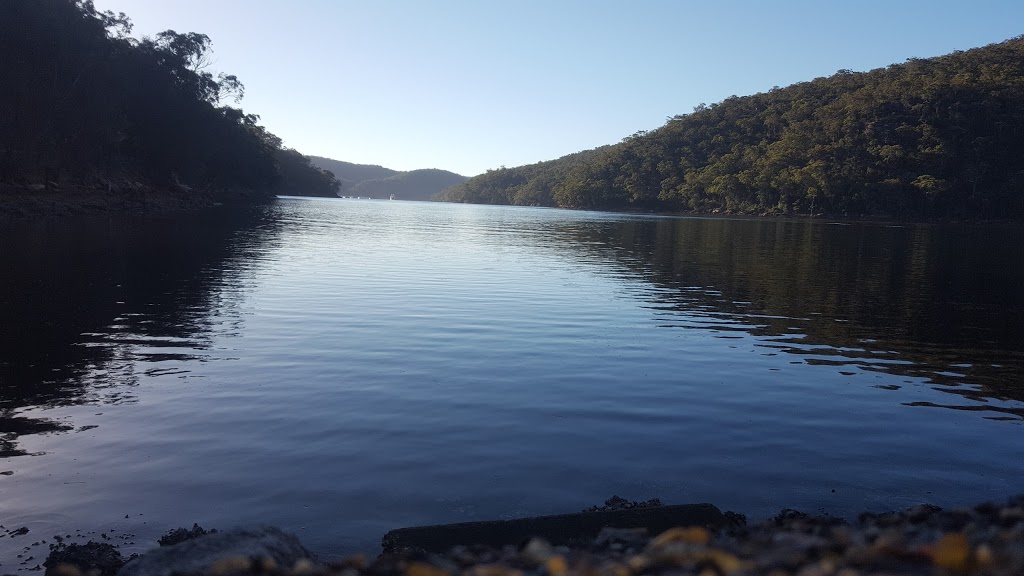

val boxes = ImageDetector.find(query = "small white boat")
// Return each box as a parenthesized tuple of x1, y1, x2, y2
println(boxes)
(389, 194, 395, 200)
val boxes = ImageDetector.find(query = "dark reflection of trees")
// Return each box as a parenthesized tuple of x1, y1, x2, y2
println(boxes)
(543, 216, 1024, 417)
(0, 205, 283, 457)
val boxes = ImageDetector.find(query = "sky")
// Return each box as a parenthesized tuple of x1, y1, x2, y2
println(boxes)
(93, 0, 1024, 177)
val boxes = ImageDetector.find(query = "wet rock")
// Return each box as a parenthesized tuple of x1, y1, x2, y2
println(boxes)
(23, 495, 1024, 576)
(772, 509, 808, 525)
(44, 542, 124, 576)
(872, 511, 904, 528)
(593, 527, 647, 549)
(905, 503, 942, 523)
(117, 527, 312, 576)
(582, 496, 663, 513)
(157, 523, 217, 547)
(722, 511, 747, 527)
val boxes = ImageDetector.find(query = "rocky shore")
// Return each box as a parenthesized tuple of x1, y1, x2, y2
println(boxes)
(0, 181, 275, 220)
(0, 183, 219, 219)
(27, 495, 1024, 576)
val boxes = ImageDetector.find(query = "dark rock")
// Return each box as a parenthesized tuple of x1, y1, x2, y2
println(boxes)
(871, 512, 904, 527)
(593, 527, 648, 549)
(44, 542, 124, 576)
(905, 504, 941, 523)
(117, 527, 313, 576)
(935, 509, 975, 532)
(382, 503, 726, 553)
(976, 501, 1001, 516)
(582, 496, 663, 513)
(157, 523, 217, 547)
(723, 511, 747, 527)
(772, 509, 807, 525)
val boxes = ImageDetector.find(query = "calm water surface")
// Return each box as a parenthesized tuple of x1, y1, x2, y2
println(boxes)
(1, 198, 1022, 560)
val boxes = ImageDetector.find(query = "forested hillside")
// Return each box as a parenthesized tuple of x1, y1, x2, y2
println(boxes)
(440, 38, 1024, 219)
(348, 169, 467, 200)
(308, 157, 467, 200)
(0, 0, 340, 208)
(307, 157, 400, 186)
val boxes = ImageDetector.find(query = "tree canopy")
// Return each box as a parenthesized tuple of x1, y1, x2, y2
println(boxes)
(439, 37, 1024, 220)
(0, 0, 340, 201)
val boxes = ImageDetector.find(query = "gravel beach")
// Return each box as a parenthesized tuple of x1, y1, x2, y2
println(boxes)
(35, 495, 1024, 576)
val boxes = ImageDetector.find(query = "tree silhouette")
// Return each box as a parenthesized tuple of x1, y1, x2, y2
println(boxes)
(0, 0, 340, 203)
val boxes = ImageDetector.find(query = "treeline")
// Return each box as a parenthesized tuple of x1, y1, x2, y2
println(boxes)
(0, 0, 339, 201)
(440, 37, 1024, 219)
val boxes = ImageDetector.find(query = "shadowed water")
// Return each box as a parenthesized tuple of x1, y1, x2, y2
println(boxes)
(1, 198, 1022, 561)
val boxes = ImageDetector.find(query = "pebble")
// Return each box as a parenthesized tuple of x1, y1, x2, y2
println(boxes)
(650, 526, 710, 547)
(544, 556, 567, 576)
(931, 532, 970, 571)
(520, 538, 553, 564)
(406, 561, 450, 576)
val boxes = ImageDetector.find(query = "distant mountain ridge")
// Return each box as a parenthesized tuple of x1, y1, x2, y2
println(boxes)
(307, 156, 467, 201)
(306, 157, 399, 185)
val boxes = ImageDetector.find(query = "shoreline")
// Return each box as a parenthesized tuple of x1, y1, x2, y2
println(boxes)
(5, 185, 1023, 226)
(0, 183, 281, 220)
(432, 199, 1024, 226)
(0, 184, 220, 220)
(28, 494, 1024, 576)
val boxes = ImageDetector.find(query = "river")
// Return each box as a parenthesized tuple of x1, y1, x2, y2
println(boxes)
(1, 197, 1022, 561)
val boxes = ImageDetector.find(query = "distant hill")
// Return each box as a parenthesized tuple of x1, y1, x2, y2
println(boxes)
(307, 157, 467, 201)
(306, 156, 399, 186)
(440, 37, 1024, 220)
(347, 169, 469, 200)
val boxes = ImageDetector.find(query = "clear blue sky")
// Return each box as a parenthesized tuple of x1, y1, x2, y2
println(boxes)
(94, 0, 1024, 176)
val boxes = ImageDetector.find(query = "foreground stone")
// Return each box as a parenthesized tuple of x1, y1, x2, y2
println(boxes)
(44, 542, 125, 576)
(115, 527, 313, 576)
(382, 503, 731, 553)
(41, 495, 1024, 576)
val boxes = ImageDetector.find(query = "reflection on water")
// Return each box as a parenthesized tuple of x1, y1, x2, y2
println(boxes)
(0, 206, 282, 456)
(556, 217, 1024, 416)
(0, 198, 1022, 559)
